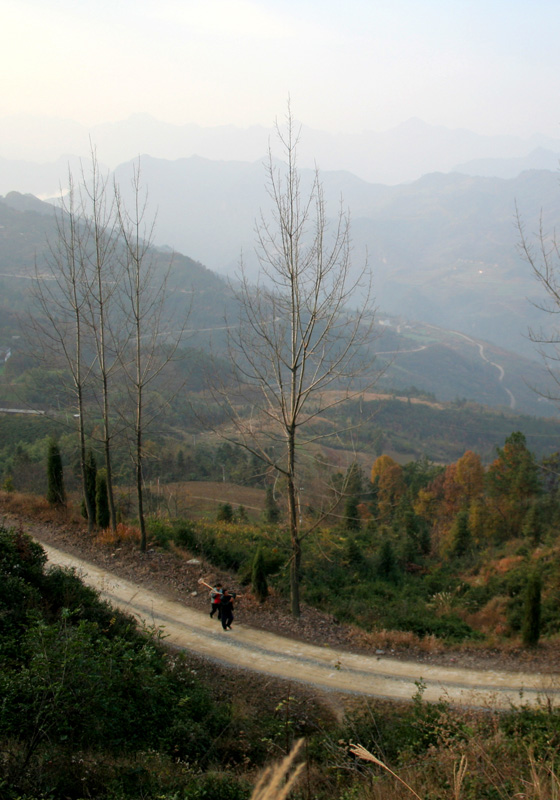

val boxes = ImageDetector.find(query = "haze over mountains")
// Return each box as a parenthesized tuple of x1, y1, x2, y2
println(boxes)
(1, 113, 560, 191)
(2, 112, 560, 407)
(0, 188, 558, 422)
(107, 157, 558, 360)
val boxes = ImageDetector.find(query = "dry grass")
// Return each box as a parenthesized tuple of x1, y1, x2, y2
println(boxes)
(151, 480, 266, 520)
(462, 595, 509, 636)
(346, 740, 560, 800)
(250, 739, 305, 800)
(350, 743, 425, 800)
(94, 522, 141, 547)
(250, 736, 560, 800)
(0, 489, 84, 526)
(348, 626, 446, 654)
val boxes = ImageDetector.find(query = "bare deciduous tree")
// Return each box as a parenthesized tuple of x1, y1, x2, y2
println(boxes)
(31, 173, 97, 529)
(80, 150, 121, 531)
(517, 206, 560, 401)
(214, 108, 379, 616)
(115, 162, 187, 551)
(32, 152, 187, 544)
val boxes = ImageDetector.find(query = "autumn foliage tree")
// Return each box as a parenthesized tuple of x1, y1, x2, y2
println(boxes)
(455, 450, 485, 503)
(371, 455, 405, 521)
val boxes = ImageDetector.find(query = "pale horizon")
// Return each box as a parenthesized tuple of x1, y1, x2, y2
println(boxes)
(3, 0, 560, 142)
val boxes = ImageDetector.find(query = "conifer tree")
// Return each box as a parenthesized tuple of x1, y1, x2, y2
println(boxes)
(344, 495, 361, 531)
(252, 546, 269, 602)
(487, 432, 541, 539)
(376, 538, 398, 582)
(451, 508, 472, 558)
(522, 572, 541, 648)
(95, 468, 110, 529)
(81, 449, 97, 524)
(264, 486, 280, 524)
(345, 537, 365, 568)
(46, 439, 66, 507)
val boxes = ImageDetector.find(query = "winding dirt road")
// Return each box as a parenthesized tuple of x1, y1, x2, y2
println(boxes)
(42, 543, 560, 710)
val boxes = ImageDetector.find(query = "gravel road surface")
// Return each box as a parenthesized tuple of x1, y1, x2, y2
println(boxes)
(42, 543, 560, 710)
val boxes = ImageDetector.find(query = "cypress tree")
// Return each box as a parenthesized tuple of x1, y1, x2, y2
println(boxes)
(95, 468, 110, 529)
(264, 486, 280, 524)
(376, 538, 398, 582)
(522, 572, 541, 648)
(252, 546, 268, 602)
(345, 496, 361, 531)
(345, 537, 365, 568)
(82, 449, 97, 522)
(46, 439, 66, 507)
(451, 509, 472, 559)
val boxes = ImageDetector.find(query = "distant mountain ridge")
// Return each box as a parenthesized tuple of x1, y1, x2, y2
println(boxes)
(1, 113, 560, 191)
(454, 147, 560, 179)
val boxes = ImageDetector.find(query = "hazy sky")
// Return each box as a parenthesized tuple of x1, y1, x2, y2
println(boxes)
(3, 0, 560, 137)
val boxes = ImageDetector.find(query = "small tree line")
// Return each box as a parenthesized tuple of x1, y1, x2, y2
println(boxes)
(33, 152, 185, 550)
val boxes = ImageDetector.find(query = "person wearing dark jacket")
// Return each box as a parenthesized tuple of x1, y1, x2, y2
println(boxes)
(220, 588, 236, 630)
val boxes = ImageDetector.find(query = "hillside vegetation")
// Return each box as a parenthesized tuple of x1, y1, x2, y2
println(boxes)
(3, 519, 560, 799)
(3, 422, 560, 650)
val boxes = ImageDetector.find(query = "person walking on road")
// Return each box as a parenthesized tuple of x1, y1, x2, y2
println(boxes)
(209, 583, 223, 619)
(220, 588, 236, 631)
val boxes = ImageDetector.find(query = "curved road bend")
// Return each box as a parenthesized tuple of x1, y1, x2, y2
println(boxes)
(42, 543, 560, 710)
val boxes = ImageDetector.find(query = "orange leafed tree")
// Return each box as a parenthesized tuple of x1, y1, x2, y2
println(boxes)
(455, 450, 485, 502)
(371, 455, 405, 520)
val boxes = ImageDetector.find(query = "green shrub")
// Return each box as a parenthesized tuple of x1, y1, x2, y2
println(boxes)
(251, 547, 268, 602)
(173, 519, 197, 549)
(522, 572, 541, 647)
(500, 703, 560, 756)
(1, 474, 15, 492)
(332, 683, 466, 765)
(184, 772, 250, 800)
(147, 517, 174, 548)
(216, 502, 233, 522)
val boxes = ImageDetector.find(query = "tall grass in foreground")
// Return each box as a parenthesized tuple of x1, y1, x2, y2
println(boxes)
(253, 740, 560, 800)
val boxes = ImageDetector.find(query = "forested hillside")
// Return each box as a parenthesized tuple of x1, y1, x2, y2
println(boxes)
(1, 190, 557, 417)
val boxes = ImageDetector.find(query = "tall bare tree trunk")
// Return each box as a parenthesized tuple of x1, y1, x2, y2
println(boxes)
(211, 104, 378, 616)
(31, 173, 97, 530)
(115, 161, 186, 551)
(85, 150, 119, 532)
